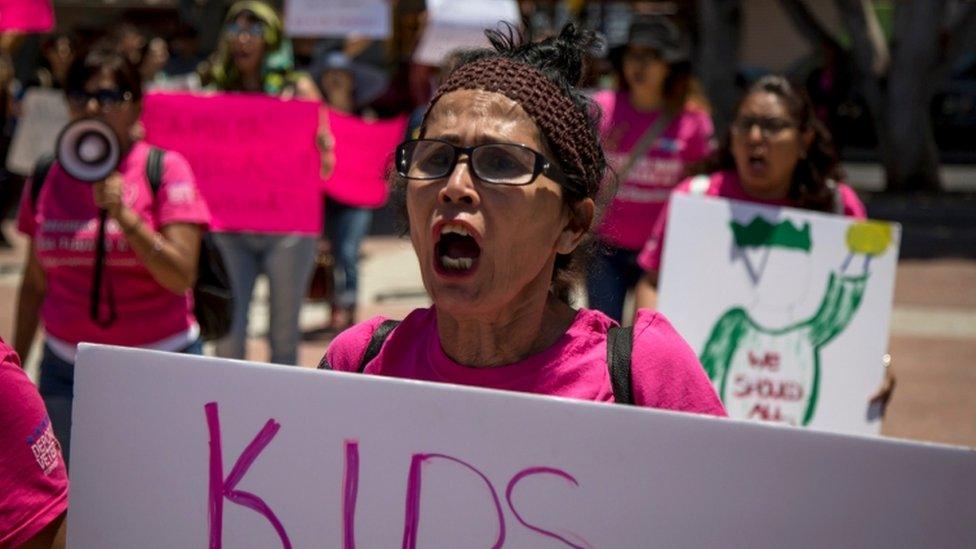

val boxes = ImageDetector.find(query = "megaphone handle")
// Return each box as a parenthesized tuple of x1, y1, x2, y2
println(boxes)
(90, 209, 118, 328)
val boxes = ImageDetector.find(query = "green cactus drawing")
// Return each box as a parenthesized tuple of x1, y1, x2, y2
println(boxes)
(698, 218, 884, 425)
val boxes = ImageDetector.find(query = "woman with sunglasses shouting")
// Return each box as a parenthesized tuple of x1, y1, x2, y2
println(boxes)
(14, 49, 211, 464)
(317, 24, 725, 416)
(204, 0, 334, 366)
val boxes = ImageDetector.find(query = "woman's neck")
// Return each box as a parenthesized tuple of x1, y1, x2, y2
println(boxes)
(628, 85, 664, 112)
(435, 291, 578, 368)
(327, 94, 355, 114)
(119, 136, 133, 154)
(743, 182, 791, 201)
(240, 69, 262, 92)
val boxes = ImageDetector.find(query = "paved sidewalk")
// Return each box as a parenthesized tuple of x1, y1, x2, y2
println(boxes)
(1, 221, 974, 447)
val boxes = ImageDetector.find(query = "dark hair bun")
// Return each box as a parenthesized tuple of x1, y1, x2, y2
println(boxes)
(483, 22, 601, 87)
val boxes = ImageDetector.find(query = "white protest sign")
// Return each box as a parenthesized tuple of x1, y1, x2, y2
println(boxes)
(413, 0, 520, 66)
(6, 88, 69, 176)
(69, 345, 973, 548)
(284, 0, 391, 38)
(658, 194, 900, 435)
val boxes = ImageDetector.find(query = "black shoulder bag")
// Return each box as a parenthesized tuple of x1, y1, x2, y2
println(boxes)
(145, 148, 233, 341)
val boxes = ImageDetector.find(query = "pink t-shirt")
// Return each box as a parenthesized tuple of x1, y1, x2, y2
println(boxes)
(636, 169, 868, 272)
(18, 141, 211, 347)
(324, 306, 727, 416)
(0, 337, 68, 547)
(593, 90, 713, 250)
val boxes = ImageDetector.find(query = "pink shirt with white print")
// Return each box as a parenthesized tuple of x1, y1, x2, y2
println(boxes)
(18, 141, 211, 348)
(593, 90, 713, 250)
(636, 169, 868, 272)
(0, 337, 68, 547)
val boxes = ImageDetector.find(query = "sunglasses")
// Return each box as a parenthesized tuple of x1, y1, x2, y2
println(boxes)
(224, 22, 265, 40)
(395, 139, 572, 190)
(66, 89, 134, 110)
(731, 116, 796, 139)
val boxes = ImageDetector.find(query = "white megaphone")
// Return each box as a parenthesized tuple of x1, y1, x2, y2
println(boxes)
(55, 117, 123, 327)
(55, 117, 121, 182)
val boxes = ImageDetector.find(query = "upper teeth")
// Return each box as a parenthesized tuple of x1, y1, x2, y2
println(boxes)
(441, 224, 470, 237)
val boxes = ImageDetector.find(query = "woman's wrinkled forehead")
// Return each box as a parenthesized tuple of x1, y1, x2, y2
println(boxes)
(423, 89, 543, 146)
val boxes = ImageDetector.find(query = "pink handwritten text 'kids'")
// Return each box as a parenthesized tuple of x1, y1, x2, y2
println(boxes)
(205, 402, 591, 548)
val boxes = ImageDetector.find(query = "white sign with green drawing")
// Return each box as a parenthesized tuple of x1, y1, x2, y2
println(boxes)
(658, 194, 900, 435)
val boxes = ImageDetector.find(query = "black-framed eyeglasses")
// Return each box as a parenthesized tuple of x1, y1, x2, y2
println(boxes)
(730, 116, 795, 139)
(66, 89, 134, 110)
(395, 139, 569, 188)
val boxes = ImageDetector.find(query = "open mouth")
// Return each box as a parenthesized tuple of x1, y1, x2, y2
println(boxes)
(747, 151, 768, 173)
(433, 222, 481, 277)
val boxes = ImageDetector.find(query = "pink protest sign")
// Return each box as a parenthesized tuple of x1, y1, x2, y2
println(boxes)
(0, 0, 55, 32)
(142, 92, 323, 234)
(324, 110, 407, 208)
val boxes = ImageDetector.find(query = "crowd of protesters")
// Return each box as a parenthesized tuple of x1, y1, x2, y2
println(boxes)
(0, 2, 900, 547)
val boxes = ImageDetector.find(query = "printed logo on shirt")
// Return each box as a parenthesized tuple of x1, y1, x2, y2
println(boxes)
(628, 157, 683, 188)
(40, 256, 141, 268)
(607, 152, 684, 192)
(41, 218, 99, 233)
(26, 416, 62, 475)
(35, 216, 146, 268)
(165, 181, 196, 204)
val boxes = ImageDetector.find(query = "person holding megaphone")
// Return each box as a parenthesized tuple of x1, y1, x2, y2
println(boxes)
(14, 49, 212, 464)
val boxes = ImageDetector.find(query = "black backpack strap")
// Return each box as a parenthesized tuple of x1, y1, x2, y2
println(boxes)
(358, 319, 400, 373)
(606, 325, 635, 405)
(30, 153, 56, 210)
(146, 147, 164, 196)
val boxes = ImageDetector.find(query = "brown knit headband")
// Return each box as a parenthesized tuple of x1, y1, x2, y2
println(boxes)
(425, 57, 600, 196)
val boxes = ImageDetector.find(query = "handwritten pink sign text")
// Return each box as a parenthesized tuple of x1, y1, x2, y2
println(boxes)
(204, 401, 591, 548)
